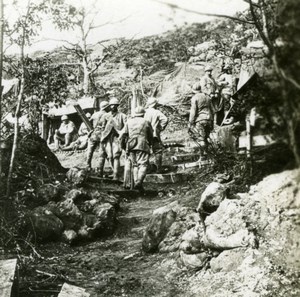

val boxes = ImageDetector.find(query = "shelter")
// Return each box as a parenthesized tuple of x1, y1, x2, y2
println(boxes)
(43, 97, 96, 143)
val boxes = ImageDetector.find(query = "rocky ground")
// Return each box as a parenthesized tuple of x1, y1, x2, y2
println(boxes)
(1, 138, 300, 297)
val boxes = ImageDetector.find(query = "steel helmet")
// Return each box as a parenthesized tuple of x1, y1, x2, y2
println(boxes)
(146, 97, 158, 108)
(109, 97, 120, 106)
(204, 65, 213, 72)
(61, 115, 69, 121)
(100, 100, 109, 110)
(192, 82, 201, 93)
(134, 106, 145, 117)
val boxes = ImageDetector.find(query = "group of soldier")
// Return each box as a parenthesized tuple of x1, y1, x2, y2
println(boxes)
(54, 63, 235, 190)
(54, 96, 168, 191)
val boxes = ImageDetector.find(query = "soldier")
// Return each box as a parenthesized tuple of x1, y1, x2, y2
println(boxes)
(144, 97, 168, 173)
(200, 65, 218, 98)
(54, 115, 77, 150)
(101, 97, 127, 180)
(86, 102, 110, 172)
(188, 83, 214, 150)
(120, 106, 153, 191)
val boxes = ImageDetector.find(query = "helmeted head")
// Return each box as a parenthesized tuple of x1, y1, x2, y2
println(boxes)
(146, 97, 158, 108)
(100, 100, 109, 111)
(192, 82, 201, 93)
(109, 97, 120, 112)
(109, 97, 120, 106)
(134, 106, 145, 117)
(61, 115, 69, 122)
(204, 65, 213, 73)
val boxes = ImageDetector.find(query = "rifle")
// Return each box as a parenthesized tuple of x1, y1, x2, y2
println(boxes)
(73, 104, 93, 131)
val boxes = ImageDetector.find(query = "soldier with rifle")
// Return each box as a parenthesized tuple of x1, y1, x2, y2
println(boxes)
(101, 97, 127, 180)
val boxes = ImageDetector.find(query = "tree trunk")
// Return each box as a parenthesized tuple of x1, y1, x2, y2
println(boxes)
(82, 58, 89, 96)
(0, 0, 4, 180)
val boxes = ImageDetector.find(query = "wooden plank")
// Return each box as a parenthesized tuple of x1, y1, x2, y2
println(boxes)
(0, 258, 18, 297)
(238, 134, 276, 149)
(73, 104, 93, 131)
(58, 283, 90, 297)
(171, 154, 200, 163)
(144, 172, 190, 184)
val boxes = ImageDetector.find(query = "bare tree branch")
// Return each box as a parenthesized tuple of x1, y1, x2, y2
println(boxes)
(152, 0, 255, 25)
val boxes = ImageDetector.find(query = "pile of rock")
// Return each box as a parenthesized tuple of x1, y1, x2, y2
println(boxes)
(22, 179, 119, 244)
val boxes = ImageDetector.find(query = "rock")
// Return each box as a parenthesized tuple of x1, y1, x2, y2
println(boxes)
(197, 182, 228, 214)
(92, 203, 116, 236)
(210, 248, 246, 273)
(204, 199, 256, 250)
(142, 204, 177, 253)
(81, 189, 119, 207)
(62, 229, 78, 244)
(180, 223, 205, 254)
(158, 209, 200, 253)
(25, 207, 64, 241)
(36, 184, 62, 204)
(51, 199, 83, 231)
(64, 189, 86, 202)
(180, 250, 209, 269)
(66, 167, 89, 185)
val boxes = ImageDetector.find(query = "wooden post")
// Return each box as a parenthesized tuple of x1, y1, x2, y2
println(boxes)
(131, 86, 137, 117)
(246, 114, 253, 175)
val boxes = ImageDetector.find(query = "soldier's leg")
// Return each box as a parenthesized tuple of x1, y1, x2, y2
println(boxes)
(135, 151, 149, 190)
(98, 142, 107, 177)
(153, 138, 163, 173)
(54, 130, 63, 149)
(112, 136, 122, 180)
(86, 137, 98, 167)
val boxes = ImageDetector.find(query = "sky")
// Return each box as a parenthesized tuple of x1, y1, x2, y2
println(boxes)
(4, 0, 248, 54)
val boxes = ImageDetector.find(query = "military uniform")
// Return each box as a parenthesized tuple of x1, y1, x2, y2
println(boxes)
(86, 108, 108, 171)
(189, 92, 214, 148)
(120, 107, 153, 190)
(144, 98, 168, 172)
(101, 98, 127, 180)
(54, 115, 77, 149)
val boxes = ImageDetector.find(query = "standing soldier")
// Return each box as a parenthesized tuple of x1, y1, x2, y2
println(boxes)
(188, 83, 214, 150)
(101, 97, 127, 180)
(144, 97, 168, 173)
(86, 101, 110, 174)
(200, 64, 220, 124)
(120, 106, 153, 191)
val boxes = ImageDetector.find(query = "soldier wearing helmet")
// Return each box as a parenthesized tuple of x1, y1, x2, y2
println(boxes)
(188, 83, 214, 150)
(119, 106, 153, 191)
(144, 97, 168, 173)
(54, 114, 77, 150)
(86, 101, 110, 173)
(200, 64, 218, 98)
(101, 97, 127, 180)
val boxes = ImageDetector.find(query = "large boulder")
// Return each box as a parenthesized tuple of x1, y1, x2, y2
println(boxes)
(142, 203, 178, 253)
(197, 182, 228, 214)
(203, 199, 255, 250)
(92, 203, 116, 236)
(24, 207, 64, 242)
(180, 251, 210, 269)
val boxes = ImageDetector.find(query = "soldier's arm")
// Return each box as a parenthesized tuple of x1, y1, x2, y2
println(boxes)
(189, 97, 197, 125)
(158, 111, 168, 131)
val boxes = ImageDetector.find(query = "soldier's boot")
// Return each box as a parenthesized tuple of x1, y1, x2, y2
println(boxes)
(134, 165, 147, 191)
(154, 153, 163, 173)
(98, 157, 106, 177)
(112, 158, 120, 181)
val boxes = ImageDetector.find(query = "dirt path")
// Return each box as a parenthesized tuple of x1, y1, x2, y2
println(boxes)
(19, 190, 187, 297)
